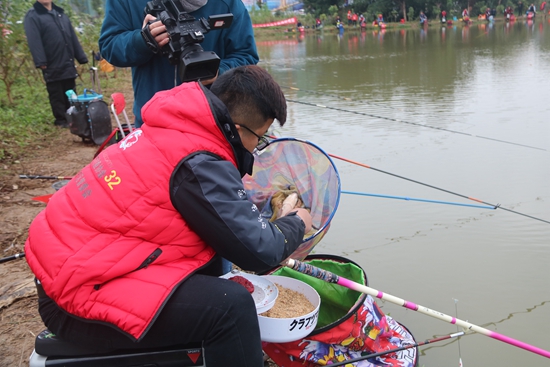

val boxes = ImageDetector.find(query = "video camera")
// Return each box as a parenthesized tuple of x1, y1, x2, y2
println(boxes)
(142, 0, 233, 82)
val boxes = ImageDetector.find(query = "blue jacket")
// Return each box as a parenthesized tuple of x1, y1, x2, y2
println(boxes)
(99, 0, 259, 127)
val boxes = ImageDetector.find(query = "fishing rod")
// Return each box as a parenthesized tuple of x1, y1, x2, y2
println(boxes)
(262, 134, 547, 223)
(19, 174, 73, 180)
(283, 258, 550, 360)
(328, 331, 465, 367)
(0, 252, 25, 264)
(342, 190, 496, 209)
(285, 98, 547, 151)
(330, 153, 550, 225)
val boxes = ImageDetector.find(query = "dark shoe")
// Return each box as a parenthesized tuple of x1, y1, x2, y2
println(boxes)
(54, 120, 69, 128)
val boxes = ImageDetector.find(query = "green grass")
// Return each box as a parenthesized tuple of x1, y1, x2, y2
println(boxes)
(0, 79, 55, 161)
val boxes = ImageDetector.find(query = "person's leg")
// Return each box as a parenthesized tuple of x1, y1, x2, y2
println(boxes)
(145, 274, 264, 366)
(45, 80, 71, 127)
(60, 78, 76, 120)
(39, 274, 264, 367)
(61, 78, 76, 105)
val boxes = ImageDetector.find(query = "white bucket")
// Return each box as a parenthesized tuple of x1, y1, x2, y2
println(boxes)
(258, 276, 320, 343)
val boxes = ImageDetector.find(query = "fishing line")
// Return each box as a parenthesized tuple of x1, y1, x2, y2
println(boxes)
(329, 153, 550, 225)
(285, 98, 547, 151)
(281, 85, 400, 111)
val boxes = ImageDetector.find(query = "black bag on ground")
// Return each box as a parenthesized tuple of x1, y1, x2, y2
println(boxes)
(66, 89, 111, 145)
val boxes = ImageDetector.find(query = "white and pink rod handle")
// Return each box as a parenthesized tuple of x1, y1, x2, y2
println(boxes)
(282, 258, 550, 359)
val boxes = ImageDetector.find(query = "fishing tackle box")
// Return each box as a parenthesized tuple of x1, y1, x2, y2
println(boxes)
(65, 89, 111, 145)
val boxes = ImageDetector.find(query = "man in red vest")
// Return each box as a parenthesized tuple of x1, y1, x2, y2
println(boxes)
(26, 65, 312, 366)
(352, 12, 358, 26)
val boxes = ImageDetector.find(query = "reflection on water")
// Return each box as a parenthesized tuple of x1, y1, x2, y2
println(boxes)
(256, 19, 550, 366)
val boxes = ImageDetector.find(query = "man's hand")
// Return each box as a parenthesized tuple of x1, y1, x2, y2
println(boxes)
(142, 14, 169, 47)
(39, 65, 47, 70)
(289, 208, 313, 234)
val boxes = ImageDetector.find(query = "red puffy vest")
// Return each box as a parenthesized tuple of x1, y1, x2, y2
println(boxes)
(25, 82, 237, 340)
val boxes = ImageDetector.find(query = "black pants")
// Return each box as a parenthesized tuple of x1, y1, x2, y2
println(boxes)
(45, 78, 76, 124)
(38, 274, 264, 367)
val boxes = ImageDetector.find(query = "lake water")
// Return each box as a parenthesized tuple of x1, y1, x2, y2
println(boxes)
(256, 18, 550, 366)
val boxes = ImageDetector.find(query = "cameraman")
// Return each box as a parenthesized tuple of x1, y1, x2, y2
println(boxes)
(99, 0, 259, 128)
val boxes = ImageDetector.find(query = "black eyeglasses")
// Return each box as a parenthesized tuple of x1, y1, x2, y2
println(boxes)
(238, 124, 270, 151)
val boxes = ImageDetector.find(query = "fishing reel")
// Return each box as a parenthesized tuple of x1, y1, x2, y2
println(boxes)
(142, 0, 233, 82)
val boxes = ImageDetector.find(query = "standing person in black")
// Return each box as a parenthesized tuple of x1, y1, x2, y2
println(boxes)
(518, 1, 525, 15)
(24, 0, 88, 128)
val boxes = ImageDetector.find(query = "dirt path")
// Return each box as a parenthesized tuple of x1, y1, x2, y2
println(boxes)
(0, 130, 100, 366)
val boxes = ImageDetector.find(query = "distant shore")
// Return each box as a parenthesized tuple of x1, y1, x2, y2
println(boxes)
(253, 14, 545, 36)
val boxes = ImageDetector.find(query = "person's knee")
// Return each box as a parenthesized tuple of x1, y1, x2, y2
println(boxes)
(215, 281, 258, 330)
(222, 281, 257, 316)
(195, 280, 260, 345)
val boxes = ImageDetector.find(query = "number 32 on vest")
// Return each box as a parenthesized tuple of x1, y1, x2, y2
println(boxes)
(104, 170, 121, 190)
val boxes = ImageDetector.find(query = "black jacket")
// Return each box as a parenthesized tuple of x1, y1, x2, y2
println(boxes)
(169, 86, 306, 274)
(24, 2, 88, 82)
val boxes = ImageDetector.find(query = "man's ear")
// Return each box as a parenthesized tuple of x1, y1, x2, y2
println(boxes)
(233, 124, 245, 141)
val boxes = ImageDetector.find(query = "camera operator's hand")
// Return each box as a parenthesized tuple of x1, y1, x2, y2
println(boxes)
(142, 14, 169, 47)
(200, 71, 219, 86)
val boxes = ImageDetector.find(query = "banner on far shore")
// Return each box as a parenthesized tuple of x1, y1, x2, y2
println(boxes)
(253, 17, 297, 28)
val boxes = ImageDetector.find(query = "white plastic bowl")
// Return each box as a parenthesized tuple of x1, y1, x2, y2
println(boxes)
(220, 271, 278, 314)
(258, 275, 321, 343)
